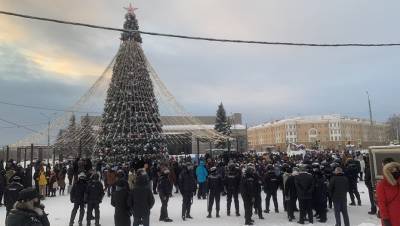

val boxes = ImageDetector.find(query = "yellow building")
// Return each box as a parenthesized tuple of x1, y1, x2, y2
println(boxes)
(248, 115, 388, 151)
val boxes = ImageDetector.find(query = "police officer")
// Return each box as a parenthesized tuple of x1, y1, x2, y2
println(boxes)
(69, 173, 87, 226)
(178, 162, 197, 221)
(5, 188, 50, 226)
(241, 164, 256, 225)
(312, 163, 328, 223)
(4, 176, 24, 216)
(345, 158, 361, 206)
(263, 164, 280, 213)
(157, 168, 173, 222)
(224, 163, 241, 216)
(207, 167, 223, 218)
(85, 174, 104, 226)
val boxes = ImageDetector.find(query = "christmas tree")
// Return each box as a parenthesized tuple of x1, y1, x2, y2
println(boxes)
(97, 4, 166, 162)
(214, 103, 231, 148)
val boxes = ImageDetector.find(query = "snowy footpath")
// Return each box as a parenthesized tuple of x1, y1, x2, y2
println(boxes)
(0, 182, 380, 226)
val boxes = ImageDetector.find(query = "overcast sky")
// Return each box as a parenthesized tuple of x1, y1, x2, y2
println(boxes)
(0, 0, 400, 145)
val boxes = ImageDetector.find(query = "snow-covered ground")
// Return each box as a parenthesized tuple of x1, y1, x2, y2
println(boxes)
(0, 182, 380, 226)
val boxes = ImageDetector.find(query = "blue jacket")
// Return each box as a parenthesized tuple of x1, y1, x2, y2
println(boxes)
(196, 161, 208, 183)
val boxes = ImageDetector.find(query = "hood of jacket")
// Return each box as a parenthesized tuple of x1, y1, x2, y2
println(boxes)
(383, 162, 400, 186)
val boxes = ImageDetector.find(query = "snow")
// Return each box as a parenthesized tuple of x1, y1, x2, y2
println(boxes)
(0, 182, 380, 226)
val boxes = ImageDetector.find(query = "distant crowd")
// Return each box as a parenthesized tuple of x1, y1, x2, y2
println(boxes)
(1, 149, 399, 226)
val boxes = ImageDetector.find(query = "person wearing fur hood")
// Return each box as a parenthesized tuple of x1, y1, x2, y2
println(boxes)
(376, 161, 400, 226)
(5, 187, 50, 226)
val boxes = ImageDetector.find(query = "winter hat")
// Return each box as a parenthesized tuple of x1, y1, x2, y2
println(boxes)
(18, 188, 39, 201)
(334, 167, 343, 174)
(210, 167, 217, 173)
(78, 173, 86, 179)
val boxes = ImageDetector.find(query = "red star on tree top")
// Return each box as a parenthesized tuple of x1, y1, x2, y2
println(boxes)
(124, 3, 138, 15)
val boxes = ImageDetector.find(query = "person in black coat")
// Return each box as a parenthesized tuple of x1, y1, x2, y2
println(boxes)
(111, 180, 131, 226)
(263, 164, 280, 213)
(4, 176, 24, 216)
(364, 156, 377, 215)
(178, 162, 197, 220)
(329, 167, 350, 226)
(345, 158, 361, 206)
(0, 169, 6, 206)
(284, 168, 298, 222)
(312, 166, 328, 223)
(224, 163, 241, 216)
(157, 168, 173, 222)
(5, 188, 50, 226)
(85, 173, 104, 226)
(129, 169, 155, 226)
(253, 170, 264, 219)
(241, 164, 256, 225)
(295, 165, 314, 224)
(69, 173, 87, 226)
(207, 167, 223, 218)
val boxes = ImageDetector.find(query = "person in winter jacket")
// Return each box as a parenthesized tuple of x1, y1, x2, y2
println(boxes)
(195, 160, 208, 199)
(38, 168, 47, 199)
(4, 176, 24, 216)
(364, 156, 377, 215)
(224, 163, 241, 216)
(0, 169, 6, 206)
(106, 169, 117, 197)
(178, 162, 197, 220)
(284, 167, 298, 222)
(376, 161, 400, 226)
(129, 169, 155, 226)
(5, 188, 50, 226)
(85, 173, 104, 226)
(295, 165, 314, 224)
(263, 164, 280, 213)
(329, 167, 350, 226)
(111, 180, 131, 226)
(312, 166, 327, 223)
(69, 173, 87, 226)
(157, 168, 173, 222)
(207, 166, 223, 218)
(345, 158, 361, 206)
(241, 164, 256, 225)
(150, 162, 160, 195)
(253, 169, 264, 219)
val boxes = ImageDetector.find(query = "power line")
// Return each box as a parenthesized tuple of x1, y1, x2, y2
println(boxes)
(1, 10, 400, 47)
(0, 122, 48, 129)
(0, 117, 43, 134)
(0, 100, 101, 114)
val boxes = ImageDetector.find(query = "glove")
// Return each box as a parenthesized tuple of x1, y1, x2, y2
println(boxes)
(383, 219, 391, 226)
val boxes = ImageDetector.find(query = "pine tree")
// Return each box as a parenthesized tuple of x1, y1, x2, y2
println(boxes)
(54, 129, 66, 159)
(80, 113, 95, 158)
(97, 6, 166, 162)
(65, 114, 78, 157)
(214, 103, 231, 148)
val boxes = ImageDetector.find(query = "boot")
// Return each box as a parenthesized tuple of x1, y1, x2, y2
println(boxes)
(236, 212, 240, 216)
(207, 212, 212, 218)
(275, 209, 279, 213)
(216, 211, 220, 218)
(357, 200, 362, 206)
(227, 209, 230, 216)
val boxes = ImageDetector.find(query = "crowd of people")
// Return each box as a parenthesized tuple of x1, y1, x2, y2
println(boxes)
(0, 149, 399, 226)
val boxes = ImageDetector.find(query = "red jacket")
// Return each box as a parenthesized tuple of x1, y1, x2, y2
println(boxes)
(376, 162, 400, 226)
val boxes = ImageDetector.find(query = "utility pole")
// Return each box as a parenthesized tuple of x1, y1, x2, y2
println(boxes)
(366, 91, 374, 146)
(366, 91, 373, 126)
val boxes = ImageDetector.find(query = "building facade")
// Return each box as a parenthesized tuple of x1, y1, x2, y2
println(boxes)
(248, 115, 389, 151)
(84, 113, 247, 155)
